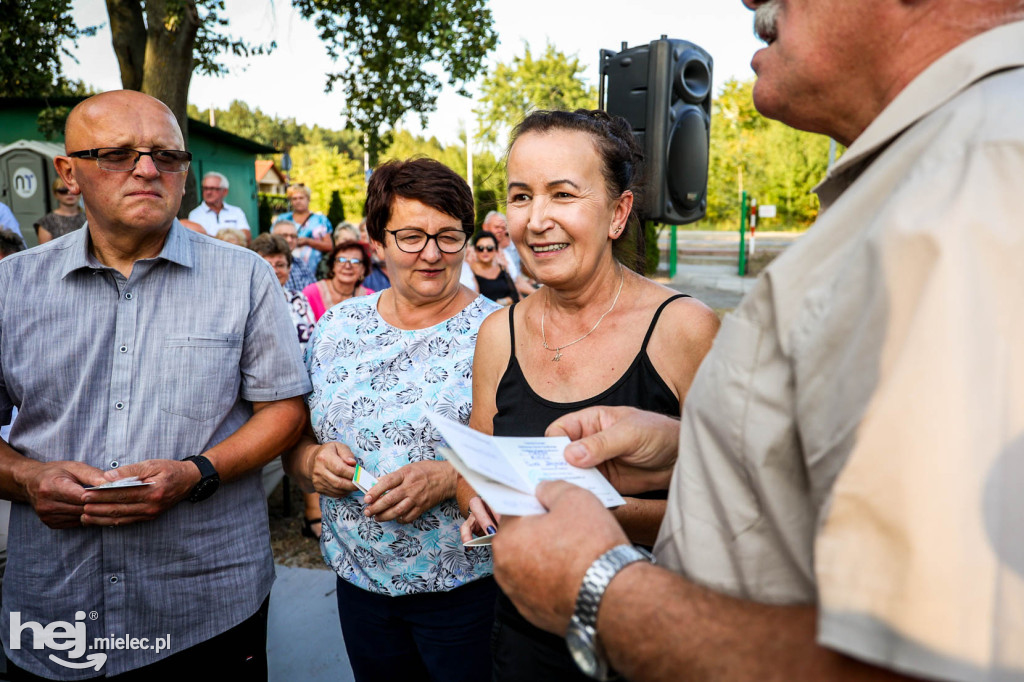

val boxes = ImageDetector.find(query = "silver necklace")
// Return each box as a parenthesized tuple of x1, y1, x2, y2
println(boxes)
(541, 269, 624, 362)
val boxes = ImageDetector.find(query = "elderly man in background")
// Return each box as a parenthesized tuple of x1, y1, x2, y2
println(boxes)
(0, 90, 310, 680)
(187, 171, 251, 237)
(492, 1, 1024, 681)
(482, 210, 537, 297)
(271, 218, 316, 290)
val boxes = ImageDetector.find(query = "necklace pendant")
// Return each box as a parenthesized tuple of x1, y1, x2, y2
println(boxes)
(552, 348, 562, 362)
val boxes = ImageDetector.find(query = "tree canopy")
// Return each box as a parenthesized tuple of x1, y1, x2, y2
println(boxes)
(475, 42, 598, 149)
(0, 0, 97, 97)
(702, 78, 836, 229)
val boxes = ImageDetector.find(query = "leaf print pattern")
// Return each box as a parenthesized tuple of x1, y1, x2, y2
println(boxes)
(304, 292, 501, 596)
(382, 420, 416, 446)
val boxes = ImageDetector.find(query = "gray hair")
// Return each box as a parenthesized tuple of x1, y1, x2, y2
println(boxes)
(483, 211, 506, 226)
(203, 172, 229, 190)
(271, 219, 297, 233)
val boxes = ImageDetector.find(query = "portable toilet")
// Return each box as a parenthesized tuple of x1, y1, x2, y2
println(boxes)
(0, 140, 68, 248)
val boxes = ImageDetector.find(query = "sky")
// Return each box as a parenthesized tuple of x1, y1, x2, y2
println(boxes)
(62, 0, 763, 146)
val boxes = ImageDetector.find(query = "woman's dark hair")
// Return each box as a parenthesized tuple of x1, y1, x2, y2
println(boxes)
(364, 158, 475, 245)
(471, 230, 499, 247)
(250, 233, 292, 266)
(330, 239, 372, 287)
(508, 109, 647, 272)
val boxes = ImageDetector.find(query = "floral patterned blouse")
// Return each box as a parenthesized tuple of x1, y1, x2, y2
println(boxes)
(305, 291, 501, 596)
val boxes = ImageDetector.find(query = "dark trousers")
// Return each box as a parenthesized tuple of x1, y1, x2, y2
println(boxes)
(335, 575, 497, 682)
(491, 591, 591, 682)
(8, 597, 269, 681)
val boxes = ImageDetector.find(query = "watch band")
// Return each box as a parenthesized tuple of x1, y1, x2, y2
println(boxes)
(183, 455, 219, 503)
(568, 544, 652, 679)
(574, 544, 651, 631)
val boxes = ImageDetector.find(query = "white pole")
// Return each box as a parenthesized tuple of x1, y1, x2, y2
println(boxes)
(466, 118, 474, 198)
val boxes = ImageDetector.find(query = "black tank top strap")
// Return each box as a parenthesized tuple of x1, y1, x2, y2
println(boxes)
(640, 293, 690, 352)
(506, 301, 519, 350)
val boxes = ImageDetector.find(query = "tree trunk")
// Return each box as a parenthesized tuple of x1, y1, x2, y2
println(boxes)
(105, 0, 146, 91)
(142, 0, 201, 217)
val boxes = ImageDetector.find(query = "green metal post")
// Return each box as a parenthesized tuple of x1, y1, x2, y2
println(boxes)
(738, 191, 748, 276)
(669, 224, 678, 278)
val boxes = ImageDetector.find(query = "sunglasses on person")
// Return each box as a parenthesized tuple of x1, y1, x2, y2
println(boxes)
(335, 257, 363, 266)
(54, 188, 71, 195)
(474, 245, 496, 252)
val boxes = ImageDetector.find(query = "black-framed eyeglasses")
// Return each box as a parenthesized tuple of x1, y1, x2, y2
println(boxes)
(67, 148, 192, 173)
(386, 229, 468, 254)
(335, 256, 363, 266)
(474, 245, 496, 252)
(54, 188, 71, 195)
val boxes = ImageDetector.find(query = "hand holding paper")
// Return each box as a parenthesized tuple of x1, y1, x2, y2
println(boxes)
(428, 413, 624, 517)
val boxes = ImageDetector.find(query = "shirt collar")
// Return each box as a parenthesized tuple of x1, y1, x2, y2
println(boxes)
(816, 20, 1024, 206)
(59, 218, 195, 279)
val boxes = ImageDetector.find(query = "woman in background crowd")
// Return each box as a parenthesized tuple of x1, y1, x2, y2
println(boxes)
(458, 109, 720, 681)
(302, 240, 375, 322)
(214, 228, 247, 246)
(285, 158, 501, 682)
(468, 231, 519, 306)
(251, 233, 316, 498)
(279, 184, 333, 273)
(34, 178, 84, 243)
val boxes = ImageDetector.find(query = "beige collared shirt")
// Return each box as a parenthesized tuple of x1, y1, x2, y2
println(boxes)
(656, 21, 1024, 682)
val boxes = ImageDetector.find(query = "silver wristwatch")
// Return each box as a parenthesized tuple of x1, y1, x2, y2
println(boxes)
(566, 544, 653, 680)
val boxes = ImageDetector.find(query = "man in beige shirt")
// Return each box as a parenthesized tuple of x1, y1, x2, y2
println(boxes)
(491, 1, 1024, 681)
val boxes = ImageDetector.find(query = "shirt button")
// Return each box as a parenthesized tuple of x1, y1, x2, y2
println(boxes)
(110, 461, 119, 468)
(109, 576, 119, 584)
(124, 292, 133, 300)
(119, 345, 128, 353)
(114, 401, 124, 410)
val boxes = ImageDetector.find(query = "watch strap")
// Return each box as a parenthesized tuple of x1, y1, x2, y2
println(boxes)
(574, 544, 651, 631)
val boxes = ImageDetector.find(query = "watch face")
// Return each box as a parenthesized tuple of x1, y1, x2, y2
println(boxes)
(566, 626, 601, 678)
(190, 477, 218, 502)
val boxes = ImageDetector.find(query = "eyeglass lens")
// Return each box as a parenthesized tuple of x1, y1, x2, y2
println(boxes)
(82, 148, 191, 172)
(475, 245, 496, 252)
(336, 257, 362, 265)
(390, 229, 467, 253)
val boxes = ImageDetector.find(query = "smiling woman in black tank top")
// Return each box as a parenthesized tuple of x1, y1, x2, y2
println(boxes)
(455, 109, 721, 682)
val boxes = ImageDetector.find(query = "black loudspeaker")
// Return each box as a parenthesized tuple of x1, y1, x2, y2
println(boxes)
(601, 38, 713, 225)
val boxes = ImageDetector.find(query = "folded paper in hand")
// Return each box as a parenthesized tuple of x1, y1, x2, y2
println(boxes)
(428, 413, 624, 516)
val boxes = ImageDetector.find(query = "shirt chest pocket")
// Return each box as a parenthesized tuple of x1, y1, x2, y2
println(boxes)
(161, 333, 243, 422)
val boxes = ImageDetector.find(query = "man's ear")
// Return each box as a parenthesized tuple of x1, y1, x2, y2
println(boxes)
(53, 156, 80, 195)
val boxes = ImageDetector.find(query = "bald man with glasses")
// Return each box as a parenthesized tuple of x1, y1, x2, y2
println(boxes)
(0, 91, 310, 680)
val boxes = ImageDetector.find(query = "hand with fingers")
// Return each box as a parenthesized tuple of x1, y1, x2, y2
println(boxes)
(546, 405, 682, 495)
(20, 461, 109, 529)
(362, 460, 458, 524)
(80, 458, 200, 527)
(309, 441, 361, 498)
(459, 495, 501, 543)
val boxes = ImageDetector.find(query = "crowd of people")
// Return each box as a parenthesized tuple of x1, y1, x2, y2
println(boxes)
(2, 0, 1024, 680)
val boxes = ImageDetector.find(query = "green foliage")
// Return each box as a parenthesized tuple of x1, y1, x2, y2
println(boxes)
(327, 190, 346, 226)
(292, 0, 498, 164)
(287, 142, 366, 222)
(191, 0, 275, 78)
(0, 0, 98, 97)
(699, 78, 837, 230)
(643, 222, 661, 275)
(476, 42, 598, 150)
(258, 193, 291, 233)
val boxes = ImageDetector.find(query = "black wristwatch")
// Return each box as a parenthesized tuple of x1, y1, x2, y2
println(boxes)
(184, 455, 220, 503)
